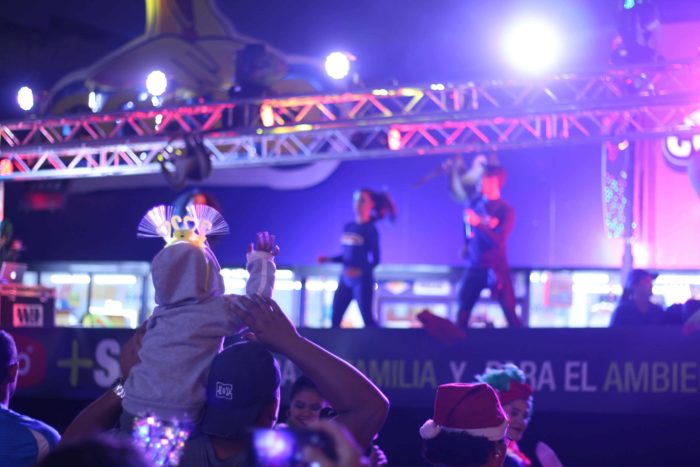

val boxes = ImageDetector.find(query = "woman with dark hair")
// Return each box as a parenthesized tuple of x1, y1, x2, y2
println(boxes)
(319, 188, 396, 328)
(284, 375, 388, 466)
(477, 364, 534, 467)
(477, 364, 563, 467)
(285, 375, 330, 429)
(420, 383, 509, 467)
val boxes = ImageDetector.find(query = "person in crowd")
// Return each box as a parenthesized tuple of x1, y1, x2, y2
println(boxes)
(610, 269, 665, 326)
(120, 204, 278, 432)
(284, 375, 330, 429)
(420, 382, 509, 467)
(36, 436, 152, 467)
(0, 330, 61, 466)
(477, 364, 564, 467)
(477, 364, 534, 467)
(61, 295, 389, 467)
(447, 156, 522, 329)
(319, 188, 396, 328)
(283, 374, 388, 466)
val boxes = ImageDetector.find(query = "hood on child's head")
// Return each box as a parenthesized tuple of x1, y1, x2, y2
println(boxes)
(151, 241, 225, 306)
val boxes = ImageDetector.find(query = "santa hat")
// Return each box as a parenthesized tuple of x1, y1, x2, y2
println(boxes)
(419, 383, 508, 441)
(499, 379, 533, 406)
(476, 363, 533, 406)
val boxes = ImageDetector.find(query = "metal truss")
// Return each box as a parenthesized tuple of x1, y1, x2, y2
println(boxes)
(3, 60, 700, 180)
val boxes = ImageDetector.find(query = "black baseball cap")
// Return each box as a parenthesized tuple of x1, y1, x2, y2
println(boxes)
(200, 341, 280, 439)
(625, 269, 658, 289)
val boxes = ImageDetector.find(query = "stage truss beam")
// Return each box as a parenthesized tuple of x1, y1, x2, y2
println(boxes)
(2, 61, 700, 180)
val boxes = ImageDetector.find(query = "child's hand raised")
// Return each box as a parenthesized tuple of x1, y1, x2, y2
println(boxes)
(248, 231, 280, 256)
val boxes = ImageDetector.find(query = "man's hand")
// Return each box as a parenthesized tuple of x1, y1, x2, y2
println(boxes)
(248, 231, 280, 256)
(120, 321, 147, 379)
(318, 255, 332, 264)
(230, 295, 299, 353)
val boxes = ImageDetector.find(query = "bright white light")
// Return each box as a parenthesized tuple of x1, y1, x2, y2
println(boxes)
(655, 274, 700, 285)
(93, 274, 138, 285)
(260, 104, 275, 127)
(324, 52, 351, 80)
(502, 17, 562, 74)
(572, 284, 623, 295)
(305, 280, 326, 292)
(17, 86, 34, 111)
(388, 128, 401, 150)
(49, 273, 91, 285)
(632, 243, 649, 266)
(529, 271, 550, 283)
(274, 280, 303, 291)
(146, 70, 168, 97)
(275, 270, 294, 279)
(572, 272, 610, 285)
(220, 268, 249, 279)
(88, 91, 105, 113)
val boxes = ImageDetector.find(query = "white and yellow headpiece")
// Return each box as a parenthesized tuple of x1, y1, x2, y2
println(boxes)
(137, 204, 229, 248)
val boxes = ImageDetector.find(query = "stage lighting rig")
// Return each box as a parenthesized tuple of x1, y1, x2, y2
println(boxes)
(502, 17, 562, 75)
(146, 70, 168, 97)
(17, 86, 34, 112)
(612, 0, 661, 64)
(324, 51, 355, 80)
(158, 133, 213, 191)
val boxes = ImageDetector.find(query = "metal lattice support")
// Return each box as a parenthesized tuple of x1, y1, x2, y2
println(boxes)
(3, 61, 700, 180)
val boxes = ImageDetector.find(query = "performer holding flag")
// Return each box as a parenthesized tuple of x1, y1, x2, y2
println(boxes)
(447, 154, 522, 328)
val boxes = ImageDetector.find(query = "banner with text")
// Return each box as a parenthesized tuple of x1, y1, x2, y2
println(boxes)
(7, 327, 700, 414)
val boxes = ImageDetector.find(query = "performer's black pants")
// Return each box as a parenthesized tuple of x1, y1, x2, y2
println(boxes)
(457, 263, 522, 328)
(331, 273, 377, 328)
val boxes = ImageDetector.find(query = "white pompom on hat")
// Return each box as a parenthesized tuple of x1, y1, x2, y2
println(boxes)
(419, 383, 509, 442)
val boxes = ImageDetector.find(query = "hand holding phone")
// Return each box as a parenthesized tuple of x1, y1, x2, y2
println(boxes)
(250, 426, 337, 466)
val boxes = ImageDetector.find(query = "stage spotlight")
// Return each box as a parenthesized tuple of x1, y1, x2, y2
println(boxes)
(324, 52, 353, 80)
(260, 104, 275, 127)
(159, 134, 213, 191)
(17, 86, 34, 111)
(88, 91, 105, 113)
(502, 17, 562, 74)
(612, 0, 660, 64)
(387, 128, 401, 151)
(146, 70, 168, 97)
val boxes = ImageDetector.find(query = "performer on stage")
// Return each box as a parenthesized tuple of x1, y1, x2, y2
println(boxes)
(448, 155, 522, 328)
(319, 189, 396, 328)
